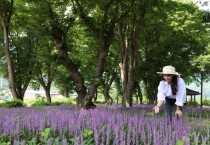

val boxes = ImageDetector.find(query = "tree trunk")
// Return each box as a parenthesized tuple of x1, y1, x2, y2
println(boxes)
(103, 85, 113, 105)
(43, 86, 51, 103)
(118, 22, 128, 107)
(47, 4, 88, 108)
(136, 82, 143, 104)
(144, 80, 157, 104)
(36, 60, 53, 103)
(51, 32, 87, 108)
(16, 81, 29, 101)
(103, 70, 115, 105)
(64, 90, 69, 98)
(0, 0, 19, 100)
(73, 0, 118, 108)
(93, 87, 97, 102)
(118, 18, 137, 107)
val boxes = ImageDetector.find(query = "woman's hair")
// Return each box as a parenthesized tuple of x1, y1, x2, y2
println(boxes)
(171, 75, 178, 95)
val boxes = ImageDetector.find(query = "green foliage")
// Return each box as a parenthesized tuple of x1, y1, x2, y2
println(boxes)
(0, 142, 10, 145)
(93, 100, 105, 104)
(178, 139, 184, 145)
(0, 0, 209, 106)
(83, 128, 93, 138)
(31, 100, 65, 108)
(187, 100, 200, 107)
(40, 128, 51, 144)
(66, 97, 76, 104)
(54, 66, 75, 97)
(203, 98, 210, 106)
(31, 101, 50, 108)
(82, 128, 94, 144)
(0, 99, 24, 108)
(31, 94, 72, 107)
(35, 94, 45, 102)
(31, 95, 50, 107)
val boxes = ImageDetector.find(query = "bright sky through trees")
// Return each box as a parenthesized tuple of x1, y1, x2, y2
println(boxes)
(193, 0, 210, 11)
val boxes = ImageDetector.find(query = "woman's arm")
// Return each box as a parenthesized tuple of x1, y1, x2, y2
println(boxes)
(153, 81, 165, 113)
(175, 78, 186, 117)
(175, 78, 186, 107)
(153, 100, 164, 113)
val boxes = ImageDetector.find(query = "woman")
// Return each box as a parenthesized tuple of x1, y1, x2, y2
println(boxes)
(153, 65, 186, 121)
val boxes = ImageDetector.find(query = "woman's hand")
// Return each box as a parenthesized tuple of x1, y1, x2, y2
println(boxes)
(153, 106, 160, 113)
(175, 110, 183, 117)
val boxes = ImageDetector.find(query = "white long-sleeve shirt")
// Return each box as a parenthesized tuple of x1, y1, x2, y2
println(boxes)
(157, 77, 186, 107)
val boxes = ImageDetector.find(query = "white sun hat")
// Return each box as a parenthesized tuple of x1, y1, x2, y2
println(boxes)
(157, 65, 181, 76)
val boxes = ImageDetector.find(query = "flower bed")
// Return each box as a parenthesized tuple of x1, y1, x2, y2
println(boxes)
(0, 104, 209, 145)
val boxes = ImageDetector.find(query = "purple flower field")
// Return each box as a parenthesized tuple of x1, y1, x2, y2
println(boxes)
(0, 104, 209, 145)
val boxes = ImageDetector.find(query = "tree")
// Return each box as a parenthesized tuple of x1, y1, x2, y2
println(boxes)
(54, 65, 75, 98)
(34, 39, 57, 103)
(0, 0, 17, 99)
(137, 1, 209, 104)
(0, 0, 36, 100)
(71, 0, 120, 107)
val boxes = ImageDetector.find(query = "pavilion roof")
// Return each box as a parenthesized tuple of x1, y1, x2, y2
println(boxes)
(186, 88, 200, 95)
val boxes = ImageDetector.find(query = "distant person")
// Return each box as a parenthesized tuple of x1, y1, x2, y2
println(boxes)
(153, 65, 186, 121)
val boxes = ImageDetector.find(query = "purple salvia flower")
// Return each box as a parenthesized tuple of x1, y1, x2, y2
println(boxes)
(69, 117, 75, 134)
(200, 114, 203, 133)
(13, 140, 18, 145)
(106, 123, 111, 145)
(62, 137, 67, 145)
(153, 128, 157, 145)
(194, 131, 200, 145)
(132, 126, 135, 145)
(201, 135, 206, 145)
(141, 128, 146, 144)
(113, 125, 119, 145)
(47, 138, 52, 145)
(126, 121, 131, 145)
(93, 124, 99, 145)
(21, 140, 26, 145)
(120, 128, 125, 145)
(101, 125, 105, 145)
(80, 129, 84, 144)
(55, 138, 59, 145)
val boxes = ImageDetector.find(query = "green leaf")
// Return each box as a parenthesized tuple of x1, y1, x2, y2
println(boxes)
(41, 127, 51, 138)
(178, 140, 184, 145)
(83, 128, 93, 138)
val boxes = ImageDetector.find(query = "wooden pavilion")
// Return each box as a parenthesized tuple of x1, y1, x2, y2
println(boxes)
(186, 88, 200, 102)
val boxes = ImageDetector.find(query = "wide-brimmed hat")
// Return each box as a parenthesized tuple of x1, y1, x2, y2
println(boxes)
(157, 65, 180, 76)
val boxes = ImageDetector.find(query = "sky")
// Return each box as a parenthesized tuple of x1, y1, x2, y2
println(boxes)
(193, 0, 210, 11)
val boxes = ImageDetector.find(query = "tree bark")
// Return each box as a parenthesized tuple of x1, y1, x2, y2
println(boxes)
(73, 0, 118, 108)
(43, 86, 51, 103)
(0, 0, 19, 100)
(103, 70, 116, 105)
(118, 20, 137, 107)
(64, 90, 69, 98)
(118, 22, 128, 107)
(136, 82, 143, 104)
(47, 4, 88, 108)
(93, 87, 98, 102)
(38, 72, 52, 103)
(144, 79, 157, 104)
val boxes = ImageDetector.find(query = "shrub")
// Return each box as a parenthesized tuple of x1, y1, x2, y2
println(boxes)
(31, 101, 48, 107)
(66, 97, 76, 104)
(186, 100, 199, 107)
(0, 99, 24, 108)
(31, 100, 67, 108)
(203, 98, 210, 106)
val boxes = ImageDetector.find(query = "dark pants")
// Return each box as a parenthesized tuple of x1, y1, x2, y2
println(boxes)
(164, 97, 182, 121)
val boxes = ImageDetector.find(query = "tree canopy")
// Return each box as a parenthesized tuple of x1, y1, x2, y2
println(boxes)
(0, 0, 209, 107)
